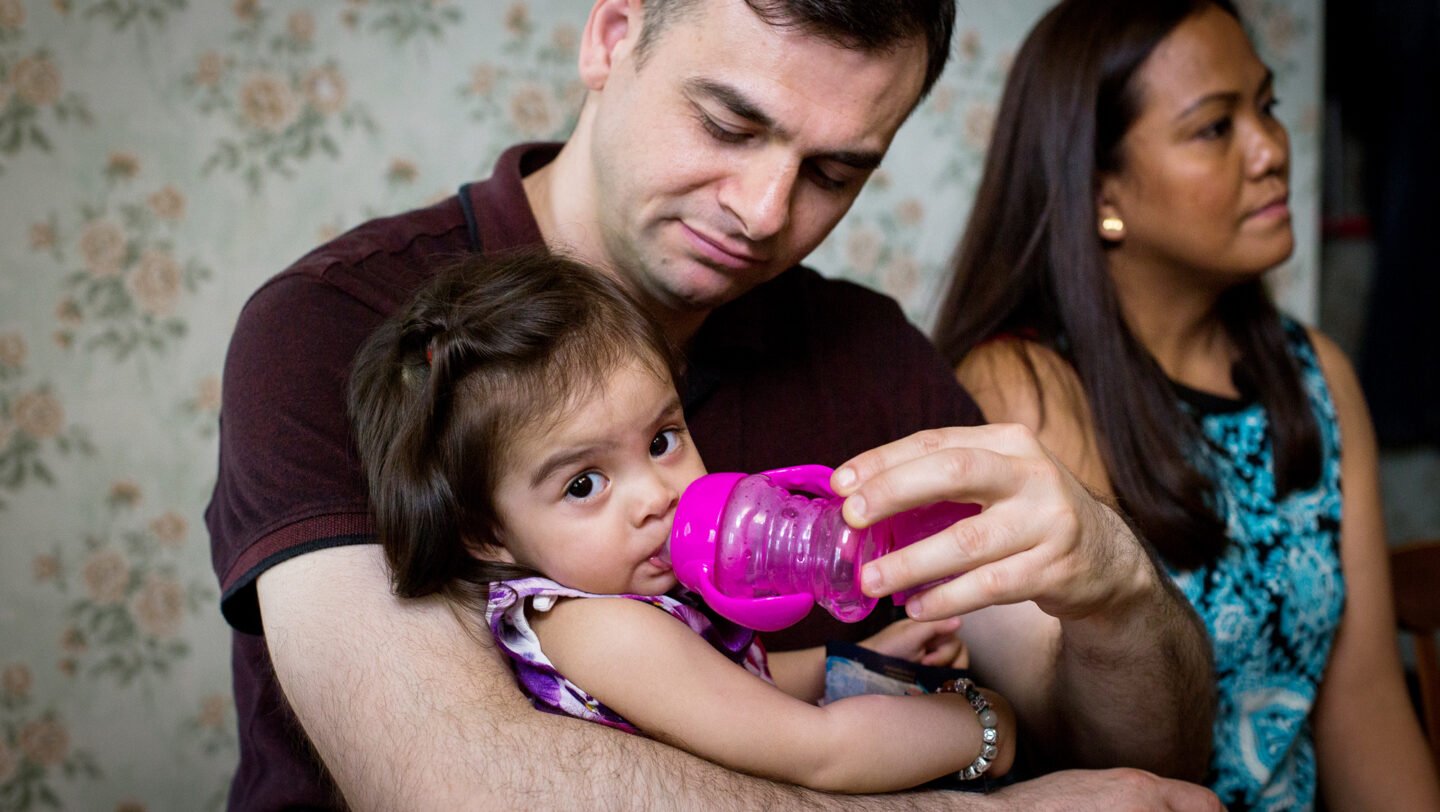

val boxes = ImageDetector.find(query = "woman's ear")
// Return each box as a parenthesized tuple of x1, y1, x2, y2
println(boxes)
(578, 0, 643, 91)
(1095, 178, 1128, 243)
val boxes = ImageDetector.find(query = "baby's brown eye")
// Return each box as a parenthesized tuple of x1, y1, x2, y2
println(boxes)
(651, 429, 679, 458)
(567, 475, 597, 498)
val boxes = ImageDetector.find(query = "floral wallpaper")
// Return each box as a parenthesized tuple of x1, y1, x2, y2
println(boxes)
(0, 1, 1322, 808)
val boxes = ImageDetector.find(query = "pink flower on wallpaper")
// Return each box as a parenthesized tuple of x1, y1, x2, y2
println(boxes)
(287, 10, 315, 44)
(10, 54, 60, 107)
(54, 297, 82, 327)
(387, 157, 418, 184)
(81, 548, 131, 606)
(896, 198, 925, 227)
(508, 83, 554, 138)
(468, 64, 497, 97)
(31, 553, 60, 582)
(302, 65, 348, 116)
(845, 226, 883, 275)
(505, 2, 529, 36)
(131, 573, 185, 639)
(78, 218, 127, 278)
(146, 185, 186, 221)
(551, 23, 577, 53)
(881, 254, 921, 300)
(149, 511, 188, 548)
(127, 249, 182, 317)
(18, 718, 69, 767)
(2, 663, 32, 699)
(29, 221, 56, 251)
(108, 479, 141, 506)
(0, 0, 26, 30)
(60, 626, 85, 654)
(239, 70, 300, 134)
(0, 740, 16, 784)
(232, 0, 258, 23)
(964, 102, 997, 151)
(106, 151, 140, 179)
(195, 376, 222, 412)
(197, 694, 229, 731)
(1266, 9, 1298, 54)
(12, 389, 64, 440)
(0, 330, 26, 368)
(194, 51, 226, 89)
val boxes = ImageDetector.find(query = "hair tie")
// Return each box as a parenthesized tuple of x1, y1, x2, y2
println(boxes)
(425, 342, 435, 366)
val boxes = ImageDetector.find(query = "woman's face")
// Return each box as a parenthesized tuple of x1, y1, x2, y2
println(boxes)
(1098, 5, 1293, 288)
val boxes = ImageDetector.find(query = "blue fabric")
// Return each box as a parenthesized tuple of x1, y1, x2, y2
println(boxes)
(1166, 319, 1345, 812)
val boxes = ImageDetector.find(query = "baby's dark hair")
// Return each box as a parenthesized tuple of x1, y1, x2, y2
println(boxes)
(348, 249, 680, 606)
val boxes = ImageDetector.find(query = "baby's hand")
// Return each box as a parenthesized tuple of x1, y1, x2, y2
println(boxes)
(861, 617, 969, 668)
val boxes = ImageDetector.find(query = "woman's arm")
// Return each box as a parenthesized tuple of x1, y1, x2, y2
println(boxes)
(1307, 330, 1440, 811)
(531, 597, 1014, 793)
(946, 339, 1213, 780)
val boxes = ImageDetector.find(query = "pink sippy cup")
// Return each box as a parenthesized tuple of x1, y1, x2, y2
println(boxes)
(668, 464, 979, 632)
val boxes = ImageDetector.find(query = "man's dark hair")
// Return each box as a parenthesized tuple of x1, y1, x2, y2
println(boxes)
(348, 249, 680, 607)
(636, 0, 955, 100)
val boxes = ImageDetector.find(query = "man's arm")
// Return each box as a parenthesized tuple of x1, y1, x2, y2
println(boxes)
(260, 544, 926, 809)
(261, 545, 1220, 809)
(831, 424, 1214, 780)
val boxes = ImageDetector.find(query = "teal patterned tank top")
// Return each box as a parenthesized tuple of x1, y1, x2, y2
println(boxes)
(1165, 318, 1345, 812)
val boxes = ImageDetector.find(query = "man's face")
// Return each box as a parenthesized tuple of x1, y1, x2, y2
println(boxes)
(581, 0, 928, 321)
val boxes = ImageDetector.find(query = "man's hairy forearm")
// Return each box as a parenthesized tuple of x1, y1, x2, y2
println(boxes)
(1046, 511, 1214, 780)
(261, 545, 998, 811)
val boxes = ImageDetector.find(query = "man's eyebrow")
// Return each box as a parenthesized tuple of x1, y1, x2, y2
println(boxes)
(683, 78, 884, 170)
(685, 77, 780, 132)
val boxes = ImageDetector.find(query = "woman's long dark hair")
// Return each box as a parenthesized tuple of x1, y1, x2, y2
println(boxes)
(348, 249, 680, 607)
(932, 0, 1320, 569)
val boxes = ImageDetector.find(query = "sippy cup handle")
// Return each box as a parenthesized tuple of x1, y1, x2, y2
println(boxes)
(670, 470, 820, 632)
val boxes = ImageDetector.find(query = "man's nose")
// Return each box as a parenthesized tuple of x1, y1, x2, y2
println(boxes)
(719, 149, 796, 242)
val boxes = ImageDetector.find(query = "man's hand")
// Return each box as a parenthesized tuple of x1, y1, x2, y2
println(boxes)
(830, 424, 1214, 780)
(988, 769, 1223, 812)
(831, 423, 1152, 623)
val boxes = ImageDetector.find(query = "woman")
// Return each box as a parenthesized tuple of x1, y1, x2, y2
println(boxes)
(933, 0, 1440, 809)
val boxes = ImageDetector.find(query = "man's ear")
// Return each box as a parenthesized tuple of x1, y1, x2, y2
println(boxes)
(579, 0, 643, 92)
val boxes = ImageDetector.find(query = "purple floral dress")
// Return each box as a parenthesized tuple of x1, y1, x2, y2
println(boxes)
(485, 576, 772, 733)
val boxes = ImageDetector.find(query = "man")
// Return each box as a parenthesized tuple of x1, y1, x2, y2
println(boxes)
(208, 1, 1219, 808)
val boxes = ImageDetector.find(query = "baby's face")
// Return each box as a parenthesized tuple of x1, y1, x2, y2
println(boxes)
(489, 359, 706, 595)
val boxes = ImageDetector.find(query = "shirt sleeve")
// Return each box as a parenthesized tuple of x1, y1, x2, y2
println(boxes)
(206, 272, 384, 634)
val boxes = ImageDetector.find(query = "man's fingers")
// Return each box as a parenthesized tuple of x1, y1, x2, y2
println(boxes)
(832, 423, 1040, 498)
(838, 445, 1014, 529)
(862, 507, 1021, 598)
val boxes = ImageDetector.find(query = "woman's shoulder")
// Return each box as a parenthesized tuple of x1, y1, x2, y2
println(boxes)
(956, 337, 1082, 429)
(956, 336, 1113, 493)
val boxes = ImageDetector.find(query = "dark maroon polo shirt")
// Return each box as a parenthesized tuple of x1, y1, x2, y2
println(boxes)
(207, 142, 983, 809)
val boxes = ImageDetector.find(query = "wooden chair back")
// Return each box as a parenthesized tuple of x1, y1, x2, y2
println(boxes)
(1392, 539, 1440, 775)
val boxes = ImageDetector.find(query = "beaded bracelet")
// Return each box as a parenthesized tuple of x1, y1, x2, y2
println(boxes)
(935, 677, 1001, 781)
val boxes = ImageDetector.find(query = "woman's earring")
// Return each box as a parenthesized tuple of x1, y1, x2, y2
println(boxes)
(1100, 215, 1125, 239)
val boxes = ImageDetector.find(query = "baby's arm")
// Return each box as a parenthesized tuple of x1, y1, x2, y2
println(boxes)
(532, 599, 1012, 793)
(767, 616, 969, 703)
